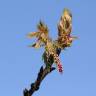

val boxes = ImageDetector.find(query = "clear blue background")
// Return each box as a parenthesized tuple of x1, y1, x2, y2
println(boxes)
(0, 0, 96, 96)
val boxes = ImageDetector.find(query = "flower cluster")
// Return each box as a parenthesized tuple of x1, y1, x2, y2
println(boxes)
(53, 54, 63, 73)
(58, 63, 63, 73)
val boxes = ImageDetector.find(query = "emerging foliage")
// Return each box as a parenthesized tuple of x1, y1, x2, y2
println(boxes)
(27, 8, 76, 73)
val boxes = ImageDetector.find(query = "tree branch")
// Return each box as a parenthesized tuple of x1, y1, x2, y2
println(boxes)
(23, 66, 55, 96)
(23, 48, 61, 96)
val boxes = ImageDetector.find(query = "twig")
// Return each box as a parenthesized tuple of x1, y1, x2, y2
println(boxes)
(23, 48, 61, 96)
(23, 66, 55, 96)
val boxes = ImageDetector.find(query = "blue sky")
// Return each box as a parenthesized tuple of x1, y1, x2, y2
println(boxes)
(0, 0, 96, 96)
